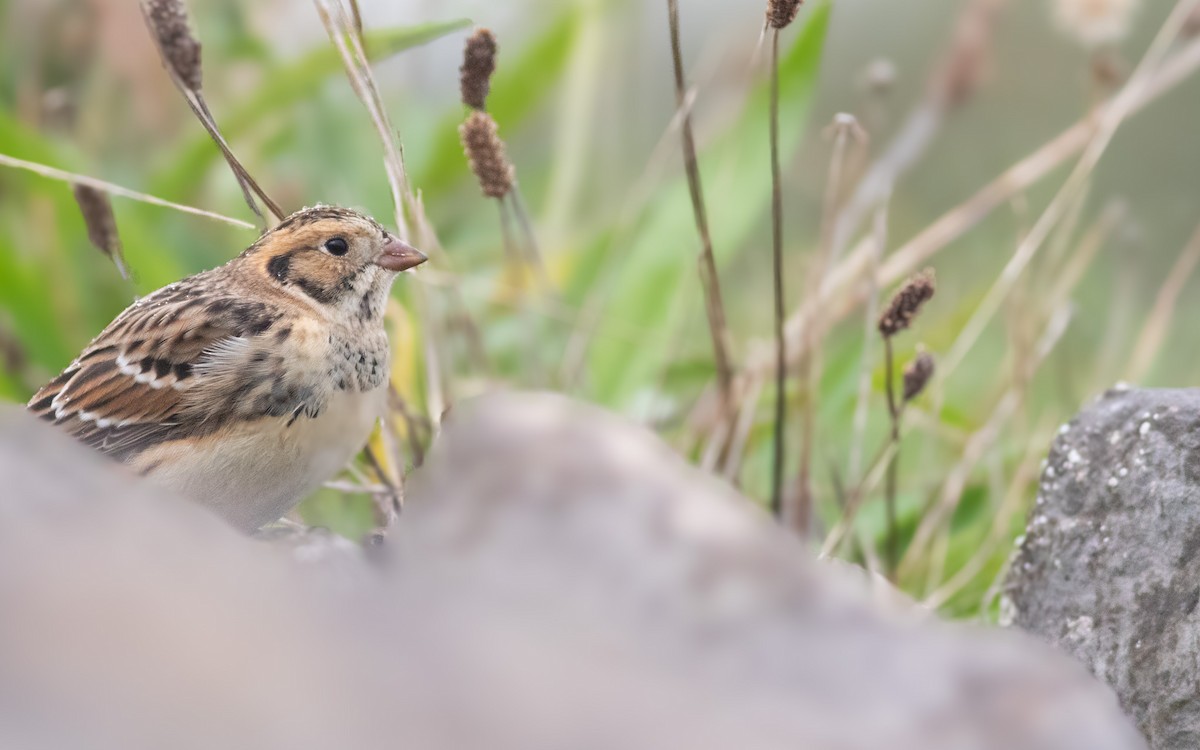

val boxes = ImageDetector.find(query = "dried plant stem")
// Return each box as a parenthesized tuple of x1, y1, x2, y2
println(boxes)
(388, 385, 429, 468)
(883, 336, 901, 577)
(362, 443, 401, 537)
(921, 428, 1046, 610)
(1043, 200, 1124, 313)
(666, 0, 736, 421)
(768, 27, 788, 522)
(184, 92, 285, 223)
(941, 0, 1200, 380)
(559, 84, 701, 390)
(0, 153, 255, 229)
(1126, 220, 1200, 382)
(509, 189, 551, 290)
(315, 0, 413, 238)
(324, 480, 393, 495)
(828, 0, 1008, 263)
(897, 306, 1072, 579)
(796, 117, 862, 528)
(848, 202, 890, 481)
(139, 0, 285, 224)
(498, 198, 523, 275)
(722, 376, 766, 483)
(819, 439, 897, 558)
(317, 0, 485, 430)
(734, 31, 1200, 387)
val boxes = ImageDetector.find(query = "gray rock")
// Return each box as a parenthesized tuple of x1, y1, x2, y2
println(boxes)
(0, 396, 1143, 750)
(397, 392, 1143, 750)
(1003, 387, 1200, 750)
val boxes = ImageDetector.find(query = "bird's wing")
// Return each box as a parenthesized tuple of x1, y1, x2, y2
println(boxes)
(27, 276, 283, 461)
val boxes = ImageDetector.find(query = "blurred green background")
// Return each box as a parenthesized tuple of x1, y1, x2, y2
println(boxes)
(1, 0, 1196, 616)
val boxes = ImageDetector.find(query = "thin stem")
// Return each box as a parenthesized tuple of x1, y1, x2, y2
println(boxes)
(665, 0, 736, 418)
(711, 31, 1200, 399)
(819, 437, 897, 558)
(363, 443, 401, 538)
(498, 196, 523, 276)
(511, 187, 551, 291)
(189, 92, 285, 223)
(769, 28, 788, 522)
(797, 117, 861, 529)
(0, 153, 256, 229)
(883, 335, 900, 578)
(849, 202, 890, 481)
(1127, 220, 1200, 382)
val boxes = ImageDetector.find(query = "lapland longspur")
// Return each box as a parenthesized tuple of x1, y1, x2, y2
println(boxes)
(27, 205, 426, 532)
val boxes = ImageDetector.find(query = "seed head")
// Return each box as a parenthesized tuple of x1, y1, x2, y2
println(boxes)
(460, 111, 514, 199)
(460, 28, 498, 111)
(72, 184, 129, 280)
(140, 0, 203, 92)
(767, 0, 803, 29)
(903, 351, 935, 402)
(879, 269, 936, 338)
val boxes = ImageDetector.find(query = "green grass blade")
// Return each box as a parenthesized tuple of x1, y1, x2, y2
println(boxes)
(581, 2, 832, 406)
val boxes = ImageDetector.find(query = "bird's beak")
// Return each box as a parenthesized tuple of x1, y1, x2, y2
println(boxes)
(376, 237, 427, 272)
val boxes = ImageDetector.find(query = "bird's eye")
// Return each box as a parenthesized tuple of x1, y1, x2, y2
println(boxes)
(324, 237, 349, 256)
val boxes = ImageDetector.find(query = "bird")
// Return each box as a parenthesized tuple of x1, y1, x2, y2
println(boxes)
(26, 205, 427, 532)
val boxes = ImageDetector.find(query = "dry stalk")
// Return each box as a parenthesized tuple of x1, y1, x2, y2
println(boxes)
(827, 0, 1009, 264)
(0, 153, 255, 229)
(882, 336, 901, 573)
(940, 0, 1200, 381)
(1044, 200, 1124, 310)
(921, 426, 1047, 610)
(724, 31, 1200, 393)
(848, 202, 890, 481)
(665, 0, 737, 427)
(909, 209, 1116, 584)
(316, 0, 491, 430)
(768, 25, 788, 521)
(722, 376, 766, 483)
(1126, 220, 1200, 382)
(559, 83, 702, 392)
(314, 0, 412, 238)
(765, 0, 805, 524)
(797, 114, 867, 523)
(897, 306, 1072, 580)
(139, 0, 284, 223)
(362, 444, 401, 540)
(819, 439, 897, 558)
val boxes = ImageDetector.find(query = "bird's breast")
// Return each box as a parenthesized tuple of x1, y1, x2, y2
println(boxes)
(134, 384, 386, 532)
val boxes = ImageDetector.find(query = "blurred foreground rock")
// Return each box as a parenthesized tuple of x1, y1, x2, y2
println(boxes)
(1004, 387, 1200, 749)
(0, 396, 1143, 750)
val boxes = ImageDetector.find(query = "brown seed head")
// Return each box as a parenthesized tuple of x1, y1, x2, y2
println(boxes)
(767, 0, 803, 29)
(72, 184, 129, 280)
(879, 269, 936, 338)
(460, 28, 498, 111)
(460, 111, 514, 199)
(140, 0, 203, 92)
(903, 351, 935, 402)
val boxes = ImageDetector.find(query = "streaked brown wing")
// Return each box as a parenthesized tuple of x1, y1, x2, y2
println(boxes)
(27, 275, 281, 462)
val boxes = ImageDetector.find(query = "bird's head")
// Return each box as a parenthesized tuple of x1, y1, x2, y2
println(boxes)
(242, 205, 426, 319)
